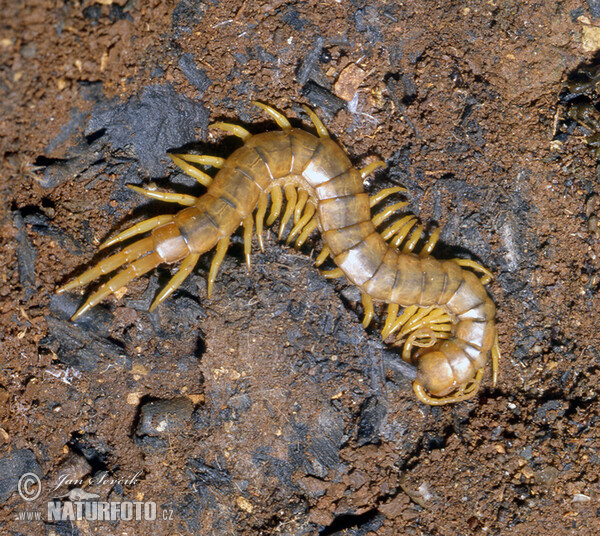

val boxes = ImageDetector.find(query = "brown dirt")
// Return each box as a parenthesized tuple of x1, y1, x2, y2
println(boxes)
(1, 1, 599, 535)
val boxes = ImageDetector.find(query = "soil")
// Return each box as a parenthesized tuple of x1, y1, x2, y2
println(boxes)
(1, 1, 599, 535)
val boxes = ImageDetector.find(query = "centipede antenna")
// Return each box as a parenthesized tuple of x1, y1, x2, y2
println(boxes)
(149, 253, 201, 312)
(302, 105, 329, 138)
(315, 247, 330, 267)
(210, 122, 252, 141)
(169, 154, 213, 187)
(251, 101, 292, 131)
(279, 185, 297, 240)
(369, 186, 406, 207)
(127, 185, 197, 206)
(266, 186, 283, 226)
(255, 192, 269, 252)
(99, 215, 173, 250)
(71, 251, 162, 321)
(361, 293, 374, 328)
(242, 215, 253, 270)
(207, 237, 230, 298)
(360, 161, 387, 179)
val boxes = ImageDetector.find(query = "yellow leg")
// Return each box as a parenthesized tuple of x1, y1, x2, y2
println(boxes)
(168, 154, 213, 187)
(402, 224, 424, 253)
(360, 161, 387, 179)
(380, 215, 415, 241)
(369, 186, 406, 207)
(491, 334, 500, 386)
(295, 217, 318, 248)
(315, 246, 330, 267)
(149, 253, 200, 312)
(99, 215, 173, 250)
(381, 303, 400, 339)
(390, 219, 418, 249)
(361, 293, 374, 328)
(294, 189, 309, 225)
(252, 101, 291, 131)
(71, 251, 162, 320)
(207, 237, 230, 298)
(279, 185, 297, 240)
(453, 259, 493, 285)
(372, 201, 410, 227)
(255, 192, 268, 252)
(243, 215, 253, 270)
(302, 105, 329, 138)
(287, 203, 316, 244)
(57, 236, 154, 293)
(210, 122, 251, 141)
(420, 228, 440, 256)
(320, 267, 344, 279)
(174, 154, 225, 168)
(127, 185, 196, 206)
(267, 186, 283, 226)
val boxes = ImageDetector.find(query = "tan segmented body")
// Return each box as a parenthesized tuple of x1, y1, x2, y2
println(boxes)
(58, 105, 498, 405)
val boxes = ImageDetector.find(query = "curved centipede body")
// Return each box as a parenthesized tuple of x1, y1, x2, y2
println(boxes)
(58, 102, 500, 405)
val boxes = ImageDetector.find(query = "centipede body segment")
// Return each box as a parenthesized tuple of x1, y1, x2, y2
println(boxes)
(57, 102, 500, 405)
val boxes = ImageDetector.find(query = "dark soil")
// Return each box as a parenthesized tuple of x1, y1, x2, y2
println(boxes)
(1, 1, 599, 535)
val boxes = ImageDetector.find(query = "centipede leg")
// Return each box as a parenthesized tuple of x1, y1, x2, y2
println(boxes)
(252, 101, 292, 131)
(380, 215, 416, 241)
(315, 246, 330, 267)
(402, 224, 424, 253)
(175, 154, 226, 169)
(390, 219, 419, 249)
(302, 105, 329, 138)
(320, 267, 344, 279)
(57, 236, 155, 294)
(210, 122, 252, 141)
(267, 186, 283, 226)
(99, 215, 173, 250)
(168, 154, 213, 187)
(207, 236, 230, 298)
(279, 185, 297, 240)
(369, 186, 407, 208)
(243, 215, 253, 270)
(491, 334, 500, 386)
(360, 161, 387, 179)
(255, 192, 269, 252)
(295, 217, 318, 248)
(372, 201, 411, 226)
(71, 250, 163, 320)
(381, 303, 400, 339)
(288, 202, 316, 244)
(149, 253, 201, 312)
(127, 185, 196, 206)
(419, 228, 440, 256)
(361, 293, 374, 328)
(294, 189, 309, 224)
(453, 258, 494, 285)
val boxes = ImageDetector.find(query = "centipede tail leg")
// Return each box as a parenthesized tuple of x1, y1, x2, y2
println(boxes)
(99, 215, 173, 250)
(71, 251, 163, 320)
(127, 185, 197, 206)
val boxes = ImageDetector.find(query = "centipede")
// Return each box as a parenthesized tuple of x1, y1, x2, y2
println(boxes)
(57, 101, 500, 405)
